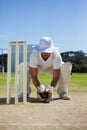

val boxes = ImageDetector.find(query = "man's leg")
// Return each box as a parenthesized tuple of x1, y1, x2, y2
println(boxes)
(57, 62, 72, 100)
(18, 62, 31, 98)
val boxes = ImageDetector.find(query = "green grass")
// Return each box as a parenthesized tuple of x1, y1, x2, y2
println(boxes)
(38, 73, 87, 92)
(0, 73, 87, 97)
(71, 73, 87, 86)
(69, 73, 87, 92)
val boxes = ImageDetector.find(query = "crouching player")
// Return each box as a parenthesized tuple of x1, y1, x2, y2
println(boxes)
(19, 36, 72, 103)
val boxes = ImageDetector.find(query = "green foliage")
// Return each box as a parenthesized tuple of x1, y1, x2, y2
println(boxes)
(0, 54, 7, 72)
(61, 50, 87, 73)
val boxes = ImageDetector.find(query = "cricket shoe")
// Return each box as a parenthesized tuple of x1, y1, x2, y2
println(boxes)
(59, 92, 70, 100)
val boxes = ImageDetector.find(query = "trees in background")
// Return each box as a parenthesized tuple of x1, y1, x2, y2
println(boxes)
(0, 54, 7, 72)
(0, 50, 87, 73)
(61, 50, 87, 72)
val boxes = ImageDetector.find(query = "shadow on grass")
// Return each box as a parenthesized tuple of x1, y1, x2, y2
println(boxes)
(0, 97, 60, 105)
(0, 97, 7, 105)
(0, 97, 44, 105)
(29, 97, 60, 104)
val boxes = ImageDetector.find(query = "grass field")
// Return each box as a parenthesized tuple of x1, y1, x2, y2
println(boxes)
(70, 73, 87, 92)
(0, 73, 87, 97)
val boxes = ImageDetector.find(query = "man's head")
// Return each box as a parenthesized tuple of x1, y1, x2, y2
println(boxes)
(33, 36, 58, 53)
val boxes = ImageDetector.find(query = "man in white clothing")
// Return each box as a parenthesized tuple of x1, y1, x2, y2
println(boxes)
(19, 36, 72, 102)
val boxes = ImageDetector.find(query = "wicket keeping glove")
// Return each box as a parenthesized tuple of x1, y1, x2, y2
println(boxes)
(37, 84, 45, 93)
(37, 84, 46, 102)
(45, 85, 53, 93)
(45, 85, 53, 102)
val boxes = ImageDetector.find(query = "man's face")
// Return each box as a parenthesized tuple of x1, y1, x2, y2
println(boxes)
(41, 52, 51, 60)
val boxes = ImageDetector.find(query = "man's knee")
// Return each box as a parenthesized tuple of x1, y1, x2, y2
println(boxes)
(61, 62, 72, 74)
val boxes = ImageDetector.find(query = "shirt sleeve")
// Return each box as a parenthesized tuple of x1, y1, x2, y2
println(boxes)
(52, 50, 63, 69)
(29, 50, 38, 68)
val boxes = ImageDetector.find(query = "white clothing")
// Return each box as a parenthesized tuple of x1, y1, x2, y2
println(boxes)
(18, 50, 72, 97)
(29, 50, 63, 71)
(19, 62, 72, 96)
(33, 36, 58, 53)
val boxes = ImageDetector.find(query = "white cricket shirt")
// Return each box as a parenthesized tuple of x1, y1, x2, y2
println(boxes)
(29, 50, 63, 71)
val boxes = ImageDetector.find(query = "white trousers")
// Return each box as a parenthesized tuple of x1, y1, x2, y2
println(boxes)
(18, 62, 72, 95)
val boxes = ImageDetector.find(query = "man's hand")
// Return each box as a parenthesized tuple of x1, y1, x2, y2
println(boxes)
(37, 84, 47, 102)
(37, 84, 53, 103)
(45, 85, 53, 93)
(37, 84, 45, 93)
(45, 85, 53, 102)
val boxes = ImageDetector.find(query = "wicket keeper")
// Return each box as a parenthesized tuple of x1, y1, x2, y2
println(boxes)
(19, 36, 72, 102)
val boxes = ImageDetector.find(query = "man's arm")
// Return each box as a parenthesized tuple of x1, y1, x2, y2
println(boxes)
(51, 69, 60, 87)
(29, 66, 40, 88)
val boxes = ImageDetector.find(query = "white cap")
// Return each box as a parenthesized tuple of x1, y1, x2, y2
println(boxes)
(33, 36, 58, 53)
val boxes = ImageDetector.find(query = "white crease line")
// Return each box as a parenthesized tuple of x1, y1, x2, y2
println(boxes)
(0, 123, 87, 126)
